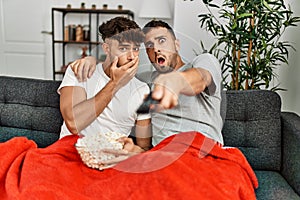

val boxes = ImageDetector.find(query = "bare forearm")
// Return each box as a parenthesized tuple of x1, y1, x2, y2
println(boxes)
(66, 81, 117, 133)
(135, 119, 152, 151)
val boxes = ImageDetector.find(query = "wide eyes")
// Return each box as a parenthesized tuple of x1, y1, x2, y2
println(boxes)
(145, 37, 166, 49)
(119, 46, 140, 52)
(158, 38, 166, 44)
(145, 43, 154, 48)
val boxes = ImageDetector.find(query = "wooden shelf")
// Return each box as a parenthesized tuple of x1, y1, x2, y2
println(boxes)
(52, 8, 134, 16)
(54, 40, 102, 45)
(54, 71, 65, 74)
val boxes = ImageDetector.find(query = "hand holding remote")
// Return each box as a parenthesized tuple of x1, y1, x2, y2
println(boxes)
(136, 91, 160, 114)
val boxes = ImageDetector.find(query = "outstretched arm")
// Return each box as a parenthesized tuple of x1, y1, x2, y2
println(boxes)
(152, 68, 212, 109)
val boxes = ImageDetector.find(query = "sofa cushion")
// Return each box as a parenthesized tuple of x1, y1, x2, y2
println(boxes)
(255, 170, 300, 200)
(222, 90, 281, 170)
(0, 127, 58, 148)
(0, 76, 63, 147)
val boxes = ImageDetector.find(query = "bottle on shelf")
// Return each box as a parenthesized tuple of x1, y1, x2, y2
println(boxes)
(64, 26, 69, 41)
(76, 24, 83, 42)
(83, 25, 90, 41)
(69, 24, 76, 41)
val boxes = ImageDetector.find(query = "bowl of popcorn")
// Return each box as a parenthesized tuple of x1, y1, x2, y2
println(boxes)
(75, 131, 125, 170)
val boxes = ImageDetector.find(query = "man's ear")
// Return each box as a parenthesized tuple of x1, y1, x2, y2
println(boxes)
(102, 43, 110, 54)
(175, 39, 180, 52)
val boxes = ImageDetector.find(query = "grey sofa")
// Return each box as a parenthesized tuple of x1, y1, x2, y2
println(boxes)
(0, 76, 62, 147)
(222, 90, 300, 199)
(0, 75, 299, 199)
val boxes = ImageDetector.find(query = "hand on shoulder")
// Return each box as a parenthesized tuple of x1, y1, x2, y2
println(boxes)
(69, 56, 97, 82)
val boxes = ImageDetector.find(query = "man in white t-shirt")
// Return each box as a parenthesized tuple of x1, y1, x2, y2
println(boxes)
(58, 17, 152, 153)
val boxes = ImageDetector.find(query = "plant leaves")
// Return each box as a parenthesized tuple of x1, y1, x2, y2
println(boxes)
(197, 0, 300, 90)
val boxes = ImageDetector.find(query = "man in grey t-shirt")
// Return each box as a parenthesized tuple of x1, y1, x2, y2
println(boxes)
(142, 20, 223, 146)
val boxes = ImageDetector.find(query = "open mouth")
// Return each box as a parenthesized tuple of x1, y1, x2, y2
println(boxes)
(156, 56, 166, 66)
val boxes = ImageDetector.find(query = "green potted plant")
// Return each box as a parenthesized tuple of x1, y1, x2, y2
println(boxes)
(198, 0, 300, 90)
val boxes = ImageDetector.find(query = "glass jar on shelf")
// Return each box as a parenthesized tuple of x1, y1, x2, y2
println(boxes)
(83, 25, 90, 41)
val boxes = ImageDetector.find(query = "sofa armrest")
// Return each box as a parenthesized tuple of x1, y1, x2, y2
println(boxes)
(281, 112, 300, 195)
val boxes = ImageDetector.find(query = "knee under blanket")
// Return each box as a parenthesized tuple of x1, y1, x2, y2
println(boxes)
(0, 131, 258, 200)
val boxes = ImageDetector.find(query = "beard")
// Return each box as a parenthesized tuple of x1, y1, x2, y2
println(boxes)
(153, 64, 174, 74)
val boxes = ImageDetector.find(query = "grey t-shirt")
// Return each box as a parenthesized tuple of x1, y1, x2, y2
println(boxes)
(149, 53, 224, 146)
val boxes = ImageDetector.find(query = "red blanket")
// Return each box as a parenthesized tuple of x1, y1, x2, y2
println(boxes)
(0, 131, 258, 200)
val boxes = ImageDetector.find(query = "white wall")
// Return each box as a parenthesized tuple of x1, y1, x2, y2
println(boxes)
(276, 0, 300, 116)
(173, 0, 300, 115)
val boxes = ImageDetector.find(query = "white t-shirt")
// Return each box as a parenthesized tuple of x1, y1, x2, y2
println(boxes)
(57, 64, 150, 139)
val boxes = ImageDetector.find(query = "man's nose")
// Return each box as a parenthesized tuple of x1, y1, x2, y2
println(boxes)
(153, 44, 160, 53)
(127, 50, 135, 59)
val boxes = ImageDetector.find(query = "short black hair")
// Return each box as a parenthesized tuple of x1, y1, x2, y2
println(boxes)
(142, 20, 176, 39)
(99, 17, 144, 43)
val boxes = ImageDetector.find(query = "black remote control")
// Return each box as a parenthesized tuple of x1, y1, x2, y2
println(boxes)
(136, 91, 160, 114)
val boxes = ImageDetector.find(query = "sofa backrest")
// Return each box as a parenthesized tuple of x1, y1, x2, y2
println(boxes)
(0, 76, 63, 147)
(222, 90, 282, 171)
